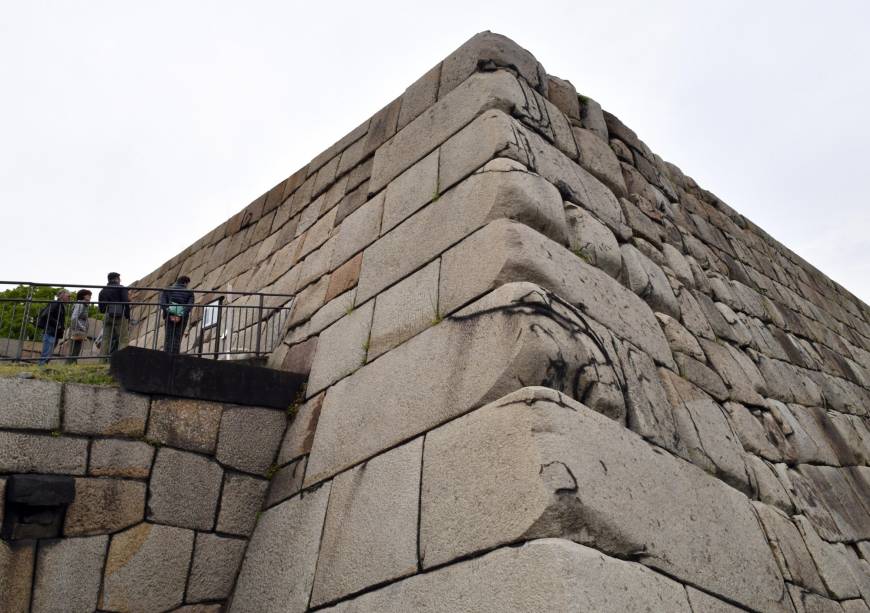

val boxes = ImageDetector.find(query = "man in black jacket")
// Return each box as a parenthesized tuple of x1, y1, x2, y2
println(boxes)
(160, 275, 194, 354)
(37, 289, 70, 365)
(98, 272, 130, 358)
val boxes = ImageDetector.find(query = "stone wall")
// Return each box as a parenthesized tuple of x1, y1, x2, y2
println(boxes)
(0, 376, 288, 612)
(86, 31, 870, 611)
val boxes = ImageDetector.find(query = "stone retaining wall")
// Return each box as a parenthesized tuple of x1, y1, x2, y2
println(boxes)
(0, 376, 288, 612)
(39, 31, 870, 612)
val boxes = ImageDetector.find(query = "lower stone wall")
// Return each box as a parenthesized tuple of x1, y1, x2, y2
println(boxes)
(0, 376, 288, 612)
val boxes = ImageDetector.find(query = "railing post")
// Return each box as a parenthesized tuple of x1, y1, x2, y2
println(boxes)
(254, 294, 264, 358)
(15, 284, 33, 362)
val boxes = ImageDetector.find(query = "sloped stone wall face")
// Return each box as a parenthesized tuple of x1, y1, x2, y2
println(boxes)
(127, 32, 870, 612)
(0, 377, 287, 612)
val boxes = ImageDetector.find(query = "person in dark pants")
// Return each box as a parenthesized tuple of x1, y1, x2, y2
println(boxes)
(160, 276, 194, 354)
(98, 272, 131, 359)
(66, 289, 92, 364)
(37, 289, 70, 365)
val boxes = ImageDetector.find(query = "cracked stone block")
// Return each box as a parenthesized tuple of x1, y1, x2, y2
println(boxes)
(0, 431, 88, 475)
(264, 456, 306, 508)
(437, 219, 672, 367)
(101, 523, 194, 613)
(321, 539, 692, 613)
(752, 502, 826, 593)
(358, 163, 567, 306)
(0, 540, 34, 612)
(64, 477, 145, 536)
(699, 338, 766, 405)
(547, 75, 580, 120)
(798, 465, 870, 541)
(370, 71, 528, 193)
(148, 448, 222, 530)
(306, 282, 623, 486)
(229, 483, 331, 613)
(278, 392, 324, 465)
(620, 243, 681, 319)
(216, 406, 286, 476)
(330, 192, 384, 271)
(685, 586, 747, 612)
(787, 584, 846, 613)
(757, 356, 823, 406)
(580, 97, 608, 141)
(369, 259, 440, 359)
(420, 386, 790, 613)
(746, 456, 795, 513)
(32, 535, 108, 612)
(216, 472, 269, 537)
(773, 402, 842, 465)
(146, 398, 223, 454)
(793, 515, 861, 599)
(842, 600, 870, 613)
(311, 438, 422, 606)
(0, 377, 61, 430)
(307, 299, 375, 396)
(663, 243, 694, 286)
(656, 312, 704, 359)
(564, 203, 622, 278)
(187, 532, 247, 602)
(723, 402, 784, 462)
(573, 126, 627, 198)
(63, 384, 148, 437)
(382, 149, 439, 233)
(673, 352, 729, 401)
(89, 438, 155, 478)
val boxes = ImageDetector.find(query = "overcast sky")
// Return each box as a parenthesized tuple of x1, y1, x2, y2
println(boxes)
(1, 1, 868, 304)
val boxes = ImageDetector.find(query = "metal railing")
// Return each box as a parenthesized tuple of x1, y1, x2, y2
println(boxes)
(0, 281, 294, 363)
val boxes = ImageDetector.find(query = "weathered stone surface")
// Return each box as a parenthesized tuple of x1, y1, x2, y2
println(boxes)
(382, 149, 439, 232)
(800, 465, 870, 541)
(794, 514, 861, 599)
(685, 586, 747, 612)
(323, 539, 692, 613)
(230, 483, 331, 613)
(216, 406, 286, 475)
(787, 585, 845, 613)
(64, 477, 145, 536)
(325, 252, 362, 302)
(657, 312, 705, 359)
(758, 356, 824, 406)
(573, 126, 627, 198)
(842, 600, 870, 613)
(0, 377, 61, 430)
(437, 219, 673, 367)
(369, 259, 440, 359)
(216, 472, 269, 537)
(753, 502, 825, 592)
(278, 337, 318, 376)
(581, 97, 608, 140)
(420, 387, 790, 612)
(746, 456, 795, 513)
(0, 431, 87, 475)
(278, 393, 323, 465)
(264, 456, 306, 508)
(311, 439, 422, 606)
(287, 275, 330, 327)
(699, 338, 766, 405)
(330, 193, 383, 270)
(547, 75, 580, 120)
(146, 398, 223, 453)
(358, 164, 567, 305)
(620, 243, 681, 319)
(148, 448, 222, 530)
(187, 532, 247, 602)
(724, 401, 783, 461)
(398, 62, 440, 130)
(89, 438, 155, 478)
(32, 535, 108, 613)
(101, 523, 194, 613)
(306, 283, 623, 485)
(0, 540, 34, 612)
(63, 383, 148, 436)
(564, 203, 622, 278)
(674, 352, 729, 401)
(307, 299, 375, 395)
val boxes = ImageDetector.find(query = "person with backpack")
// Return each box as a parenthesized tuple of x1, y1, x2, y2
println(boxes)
(66, 289, 92, 364)
(160, 275, 194, 354)
(98, 272, 130, 359)
(36, 289, 70, 365)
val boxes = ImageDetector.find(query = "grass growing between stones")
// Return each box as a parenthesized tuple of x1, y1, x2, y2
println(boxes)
(0, 362, 117, 386)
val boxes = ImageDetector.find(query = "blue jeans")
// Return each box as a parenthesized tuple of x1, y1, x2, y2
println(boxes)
(38, 333, 58, 365)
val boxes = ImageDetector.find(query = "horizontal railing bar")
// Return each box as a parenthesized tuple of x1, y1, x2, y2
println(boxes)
(0, 281, 294, 298)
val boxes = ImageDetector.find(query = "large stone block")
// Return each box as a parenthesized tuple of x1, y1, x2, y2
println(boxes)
(330, 192, 384, 271)
(420, 387, 791, 613)
(216, 407, 286, 475)
(101, 523, 195, 613)
(311, 438, 422, 606)
(620, 243, 681, 319)
(306, 283, 623, 485)
(564, 203, 622, 278)
(64, 478, 145, 536)
(306, 300, 375, 396)
(229, 483, 331, 613)
(382, 149, 439, 232)
(63, 383, 148, 437)
(437, 219, 673, 367)
(88, 438, 155, 478)
(752, 502, 825, 593)
(264, 456, 306, 508)
(369, 259, 440, 359)
(573, 126, 627, 197)
(146, 398, 223, 453)
(357, 164, 567, 305)
(32, 535, 108, 613)
(148, 448, 222, 530)
(0, 431, 87, 475)
(0, 540, 34, 613)
(322, 539, 692, 613)
(187, 532, 247, 602)
(216, 472, 269, 537)
(0, 377, 61, 430)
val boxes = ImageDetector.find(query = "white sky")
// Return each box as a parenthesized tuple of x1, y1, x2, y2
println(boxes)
(1, 1, 868, 304)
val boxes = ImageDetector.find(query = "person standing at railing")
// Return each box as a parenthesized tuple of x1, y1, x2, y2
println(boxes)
(160, 275, 194, 354)
(36, 289, 70, 365)
(66, 289, 92, 364)
(98, 272, 130, 359)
